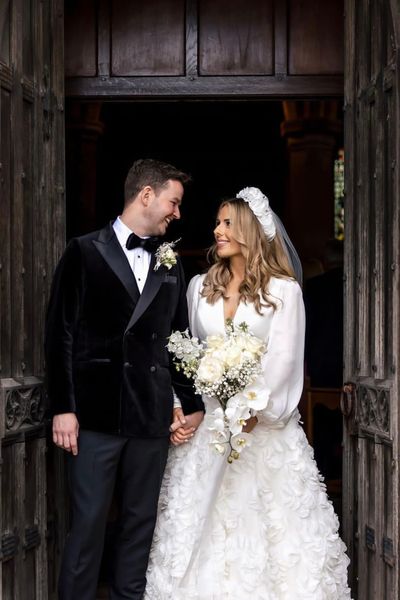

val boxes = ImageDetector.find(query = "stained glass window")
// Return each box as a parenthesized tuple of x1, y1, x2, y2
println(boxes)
(334, 148, 344, 240)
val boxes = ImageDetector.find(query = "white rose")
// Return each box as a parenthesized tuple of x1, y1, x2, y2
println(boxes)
(243, 335, 265, 356)
(205, 335, 225, 349)
(222, 345, 242, 367)
(197, 356, 224, 383)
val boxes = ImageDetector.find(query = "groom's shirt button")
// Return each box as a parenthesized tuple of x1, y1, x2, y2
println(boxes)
(150, 365, 156, 373)
(151, 333, 157, 340)
(124, 362, 131, 368)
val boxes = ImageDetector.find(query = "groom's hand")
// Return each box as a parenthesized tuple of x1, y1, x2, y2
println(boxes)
(170, 410, 204, 446)
(53, 413, 79, 455)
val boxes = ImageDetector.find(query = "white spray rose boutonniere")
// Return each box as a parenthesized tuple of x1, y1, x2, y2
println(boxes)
(154, 238, 181, 271)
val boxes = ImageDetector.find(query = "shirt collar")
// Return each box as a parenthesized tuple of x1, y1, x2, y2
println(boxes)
(113, 216, 133, 246)
(113, 216, 150, 250)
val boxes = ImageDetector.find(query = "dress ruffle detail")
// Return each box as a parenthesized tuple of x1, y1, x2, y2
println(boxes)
(145, 409, 352, 600)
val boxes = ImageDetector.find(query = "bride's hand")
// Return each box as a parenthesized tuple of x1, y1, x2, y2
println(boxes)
(170, 411, 204, 446)
(242, 416, 258, 433)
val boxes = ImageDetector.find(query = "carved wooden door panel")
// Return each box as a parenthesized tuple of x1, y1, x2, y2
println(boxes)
(343, 1, 400, 598)
(0, 0, 65, 598)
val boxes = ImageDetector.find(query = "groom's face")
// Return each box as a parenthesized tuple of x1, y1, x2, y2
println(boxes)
(146, 179, 183, 236)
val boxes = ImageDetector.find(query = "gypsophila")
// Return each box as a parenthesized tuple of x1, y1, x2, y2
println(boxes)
(167, 320, 268, 462)
(154, 238, 181, 271)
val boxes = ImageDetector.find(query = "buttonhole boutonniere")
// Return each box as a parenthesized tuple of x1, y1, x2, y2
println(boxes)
(154, 238, 181, 271)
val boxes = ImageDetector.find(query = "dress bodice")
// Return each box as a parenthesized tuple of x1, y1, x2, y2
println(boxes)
(188, 274, 275, 343)
(187, 273, 306, 427)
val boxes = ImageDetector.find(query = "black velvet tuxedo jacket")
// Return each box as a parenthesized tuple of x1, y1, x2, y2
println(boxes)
(45, 222, 203, 437)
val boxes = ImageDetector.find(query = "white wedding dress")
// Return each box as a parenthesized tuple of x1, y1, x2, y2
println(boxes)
(145, 274, 352, 600)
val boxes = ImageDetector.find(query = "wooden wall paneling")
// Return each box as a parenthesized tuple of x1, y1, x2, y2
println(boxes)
(384, 67, 395, 382)
(1, 442, 16, 600)
(385, 8, 398, 393)
(40, 2, 54, 380)
(342, 0, 356, 589)
(372, 440, 385, 598)
(32, 0, 44, 378)
(98, 0, 111, 78)
(2, 437, 26, 600)
(64, 0, 97, 77)
(23, 99, 34, 377)
(111, 0, 185, 76)
(65, 0, 344, 98)
(31, 6, 50, 596)
(356, 0, 371, 378)
(10, 0, 25, 380)
(50, 0, 66, 266)
(0, 0, 66, 597)
(22, 0, 32, 77)
(343, 0, 400, 597)
(0, 88, 12, 377)
(25, 436, 48, 599)
(24, 438, 37, 593)
(48, 2, 68, 593)
(288, 0, 344, 75)
(199, 0, 274, 75)
(15, 436, 27, 600)
(274, 0, 287, 77)
(371, 0, 386, 381)
(185, 0, 198, 78)
(356, 434, 368, 599)
(383, 443, 395, 597)
(65, 73, 344, 99)
(389, 2, 400, 592)
(0, 0, 11, 64)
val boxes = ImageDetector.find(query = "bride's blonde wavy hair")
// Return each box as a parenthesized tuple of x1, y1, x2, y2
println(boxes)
(202, 198, 295, 313)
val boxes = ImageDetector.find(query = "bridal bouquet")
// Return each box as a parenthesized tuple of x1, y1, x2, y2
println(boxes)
(167, 321, 267, 462)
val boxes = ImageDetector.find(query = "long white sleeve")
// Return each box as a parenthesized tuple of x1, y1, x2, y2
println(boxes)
(258, 278, 305, 427)
(186, 274, 204, 339)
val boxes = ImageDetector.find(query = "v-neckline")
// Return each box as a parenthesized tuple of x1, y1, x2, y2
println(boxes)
(221, 296, 241, 326)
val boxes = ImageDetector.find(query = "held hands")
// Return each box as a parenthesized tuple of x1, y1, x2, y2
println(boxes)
(53, 413, 80, 455)
(169, 408, 204, 446)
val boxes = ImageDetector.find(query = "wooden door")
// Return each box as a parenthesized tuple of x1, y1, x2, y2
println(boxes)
(0, 0, 65, 598)
(343, 1, 400, 598)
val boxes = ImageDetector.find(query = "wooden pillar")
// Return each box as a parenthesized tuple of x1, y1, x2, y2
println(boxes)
(66, 102, 104, 237)
(281, 100, 342, 263)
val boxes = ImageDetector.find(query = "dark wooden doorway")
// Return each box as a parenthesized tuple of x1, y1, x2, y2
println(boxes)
(342, 1, 400, 598)
(6, 1, 400, 599)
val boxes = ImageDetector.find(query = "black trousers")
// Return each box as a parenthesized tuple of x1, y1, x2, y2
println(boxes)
(58, 430, 169, 600)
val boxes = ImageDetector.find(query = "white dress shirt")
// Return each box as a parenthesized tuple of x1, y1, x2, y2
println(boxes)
(113, 216, 151, 293)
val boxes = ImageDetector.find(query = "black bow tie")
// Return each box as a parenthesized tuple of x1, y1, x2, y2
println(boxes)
(126, 232, 160, 253)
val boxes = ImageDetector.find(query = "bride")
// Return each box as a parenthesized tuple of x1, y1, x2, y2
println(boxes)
(144, 187, 352, 599)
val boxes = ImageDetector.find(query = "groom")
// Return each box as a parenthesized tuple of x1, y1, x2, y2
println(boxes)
(45, 158, 204, 599)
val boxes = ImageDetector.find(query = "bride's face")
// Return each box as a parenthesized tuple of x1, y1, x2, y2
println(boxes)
(214, 205, 243, 259)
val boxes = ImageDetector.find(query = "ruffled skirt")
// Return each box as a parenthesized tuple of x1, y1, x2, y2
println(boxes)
(145, 408, 352, 600)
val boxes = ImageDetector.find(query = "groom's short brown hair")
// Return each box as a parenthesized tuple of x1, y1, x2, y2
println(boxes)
(124, 159, 191, 206)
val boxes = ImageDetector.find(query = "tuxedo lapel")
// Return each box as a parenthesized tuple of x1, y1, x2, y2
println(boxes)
(93, 223, 140, 303)
(125, 253, 165, 331)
